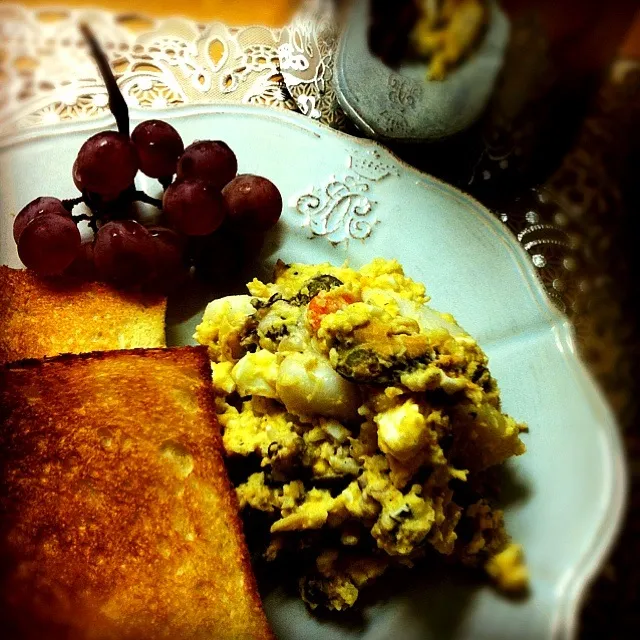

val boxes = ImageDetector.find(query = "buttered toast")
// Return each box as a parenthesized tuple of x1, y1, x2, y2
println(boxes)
(0, 266, 166, 364)
(0, 346, 274, 640)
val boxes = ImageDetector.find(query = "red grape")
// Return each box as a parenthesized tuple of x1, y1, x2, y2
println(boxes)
(131, 120, 184, 180)
(64, 241, 97, 280)
(176, 140, 237, 189)
(222, 174, 282, 231)
(190, 225, 244, 281)
(72, 158, 83, 192)
(73, 131, 138, 200)
(191, 222, 265, 282)
(13, 196, 70, 243)
(147, 225, 188, 291)
(163, 179, 228, 236)
(94, 220, 155, 287)
(17, 213, 81, 276)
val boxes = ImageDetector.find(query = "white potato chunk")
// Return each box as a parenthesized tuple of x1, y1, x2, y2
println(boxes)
(197, 295, 256, 336)
(232, 350, 279, 399)
(276, 352, 360, 421)
(375, 399, 428, 462)
(211, 361, 236, 394)
(194, 294, 258, 361)
(417, 305, 467, 337)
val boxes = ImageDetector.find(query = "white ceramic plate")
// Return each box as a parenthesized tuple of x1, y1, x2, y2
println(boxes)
(0, 105, 626, 640)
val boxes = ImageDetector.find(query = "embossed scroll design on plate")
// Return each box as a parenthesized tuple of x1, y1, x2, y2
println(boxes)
(379, 74, 424, 136)
(293, 148, 399, 244)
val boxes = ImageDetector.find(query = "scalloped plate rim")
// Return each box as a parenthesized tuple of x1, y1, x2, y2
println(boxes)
(0, 102, 627, 640)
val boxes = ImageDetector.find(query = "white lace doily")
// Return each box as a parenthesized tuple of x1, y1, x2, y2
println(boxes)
(0, 2, 344, 138)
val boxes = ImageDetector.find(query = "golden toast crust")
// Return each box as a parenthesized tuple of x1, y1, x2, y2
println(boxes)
(0, 346, 274, 640)
(0, 266, 166, 364)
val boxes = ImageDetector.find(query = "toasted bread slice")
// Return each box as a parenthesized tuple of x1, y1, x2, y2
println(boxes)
(0, 346, 273, 640)
(0, 266, 166, 364)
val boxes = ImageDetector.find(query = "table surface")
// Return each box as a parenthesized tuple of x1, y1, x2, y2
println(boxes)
(19, 0, 640, 51)
(18, 0, 298, 26)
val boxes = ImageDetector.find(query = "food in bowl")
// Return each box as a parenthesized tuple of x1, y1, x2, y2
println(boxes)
(369, 0, 489, 80)
(195, 258, 528, 610)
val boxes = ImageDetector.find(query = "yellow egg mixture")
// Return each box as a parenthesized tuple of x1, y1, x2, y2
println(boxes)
(195, 258, 528, 610)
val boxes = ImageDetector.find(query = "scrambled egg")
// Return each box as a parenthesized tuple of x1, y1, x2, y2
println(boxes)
(411, 0, 488, 80)
(195, 258, 528, 610)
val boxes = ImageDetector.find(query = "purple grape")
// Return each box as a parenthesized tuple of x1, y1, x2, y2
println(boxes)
(147, 225, 188, 291)
(93, 220, 155, 287)
(13, 196, 71, 243)
(73, 131, 139, 200)
(222, 174, 282, 231)
(131, 120, 184, 180)
(17, 213, 81, 276)
(163, 179, 228, 236)
(64, 241, 97, 280)
(176, 140, 237, 190)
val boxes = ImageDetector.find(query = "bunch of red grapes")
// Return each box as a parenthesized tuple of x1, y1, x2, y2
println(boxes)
(13, 121, 282, 291)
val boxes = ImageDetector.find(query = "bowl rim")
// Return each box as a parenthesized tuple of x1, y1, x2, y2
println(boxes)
(333, 0, 511, 142)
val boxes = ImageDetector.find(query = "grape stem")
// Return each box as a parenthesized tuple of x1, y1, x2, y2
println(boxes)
(71, 214, 92, 223)
(72, 213, 99, 233)
(79, 23, 129, 137)
(62, 196, 84, 212)
(72, 212, 99, 234)
(132, 190, 163, 209)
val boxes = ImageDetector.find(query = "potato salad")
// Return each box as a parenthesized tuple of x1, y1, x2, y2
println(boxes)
(195, 258, 528, 610)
